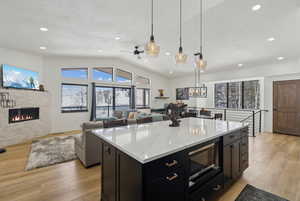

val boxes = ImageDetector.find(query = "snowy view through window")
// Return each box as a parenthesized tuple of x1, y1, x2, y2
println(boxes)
(61, 84, 88, 112)
(96, 87, 131, 119)
(215, 81, 260, 109)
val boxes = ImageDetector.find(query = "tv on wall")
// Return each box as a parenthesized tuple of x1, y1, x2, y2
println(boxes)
(1, 64, 39, 90)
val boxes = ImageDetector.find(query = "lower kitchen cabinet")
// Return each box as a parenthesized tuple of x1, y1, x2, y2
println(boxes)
(100, 126, 249, 201)
(223, 129, 249, 187)
(146, 168, 186, 201)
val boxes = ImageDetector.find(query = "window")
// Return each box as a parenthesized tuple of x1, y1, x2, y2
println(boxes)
(61, 68, 88, 79)
(228, 82, 242, 109)
(215, 83, 227, 108)
(116, 69, 132, 83)
(95, 87, 113, 119)
(135, 76, 150, 85)
(61, 84, 88, 112)
(115, 88, 131, 110)
(136, 88, 150, 108)
(93, 67, 113, 81)
(214, 80, 260, 109)
(95, 86, 132, 119)
(244, 80, 260, 109)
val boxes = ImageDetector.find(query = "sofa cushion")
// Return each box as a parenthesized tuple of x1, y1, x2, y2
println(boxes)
(151, 113, 164, 122)
(136, 112, 150, 119)
(113, 111, 123, 119)
(128, 112, 137, 119)
(82, 121, 104, 131)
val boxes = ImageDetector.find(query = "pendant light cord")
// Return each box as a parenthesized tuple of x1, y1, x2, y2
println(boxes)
(180, 0, 182, 48)
(151, 0, 154, 36)
(200, 0, 203, 54)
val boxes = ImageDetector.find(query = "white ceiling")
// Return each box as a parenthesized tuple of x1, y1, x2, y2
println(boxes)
(0, 0, 299, 77)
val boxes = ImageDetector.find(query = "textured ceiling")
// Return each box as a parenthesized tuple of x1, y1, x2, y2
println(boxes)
(0, 0, 299, 77)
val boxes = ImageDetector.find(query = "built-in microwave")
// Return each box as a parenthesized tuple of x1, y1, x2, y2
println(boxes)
(188, 139, 221, 189)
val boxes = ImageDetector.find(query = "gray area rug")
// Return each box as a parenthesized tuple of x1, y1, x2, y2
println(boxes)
(26, 135, 78, 171)
(236, 184, 289, 201)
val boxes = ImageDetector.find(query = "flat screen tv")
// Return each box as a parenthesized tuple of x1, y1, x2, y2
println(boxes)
(1, 64, 39, 90)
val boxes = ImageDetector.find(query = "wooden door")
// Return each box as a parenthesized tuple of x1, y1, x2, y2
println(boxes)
(273, 80, 300, 135)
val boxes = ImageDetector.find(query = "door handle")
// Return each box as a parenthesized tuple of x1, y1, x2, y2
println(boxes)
(273, 108, 277, 111)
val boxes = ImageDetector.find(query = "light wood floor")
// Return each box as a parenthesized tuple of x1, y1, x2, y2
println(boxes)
(1, 132, 300, 201)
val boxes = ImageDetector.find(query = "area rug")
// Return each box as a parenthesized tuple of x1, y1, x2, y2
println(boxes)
(25, 135, 79, 171)
(236, 184, 289, 201)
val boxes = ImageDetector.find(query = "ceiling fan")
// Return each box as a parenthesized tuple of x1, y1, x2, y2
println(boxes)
(120, 46, 145, 59)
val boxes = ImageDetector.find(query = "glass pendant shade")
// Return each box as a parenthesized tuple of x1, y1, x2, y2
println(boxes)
(175, 47, 188, 64)
(145, 38, 160, 57)
(195, 57, 207, 70)
(195, 53, 207, 70)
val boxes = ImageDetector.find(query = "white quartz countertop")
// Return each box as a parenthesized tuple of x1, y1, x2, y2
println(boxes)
(92, 118, 247, 164)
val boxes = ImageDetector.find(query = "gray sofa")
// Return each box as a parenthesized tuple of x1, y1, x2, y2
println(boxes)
(75, 121, 104, 167)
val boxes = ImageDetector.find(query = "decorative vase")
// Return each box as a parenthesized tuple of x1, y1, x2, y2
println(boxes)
(158, 89, 164, 97)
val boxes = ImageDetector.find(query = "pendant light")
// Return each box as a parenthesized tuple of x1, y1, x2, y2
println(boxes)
(175, 0, 188, 64)
(145, 0, 160, 57)
(194, 0, 207, 70)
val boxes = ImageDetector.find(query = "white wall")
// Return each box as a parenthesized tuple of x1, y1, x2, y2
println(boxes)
(43, 56, 171, 133)
(169, 59, 300, 132)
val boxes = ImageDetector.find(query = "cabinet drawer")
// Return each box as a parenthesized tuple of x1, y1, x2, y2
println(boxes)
(145, 152, 185, 179)
(189, 173, 224, 201)
(146, 168, 186, 201)
(223, 131, 240, 146)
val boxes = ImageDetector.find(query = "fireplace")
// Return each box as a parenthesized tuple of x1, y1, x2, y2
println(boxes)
(9, 108, 39, 124)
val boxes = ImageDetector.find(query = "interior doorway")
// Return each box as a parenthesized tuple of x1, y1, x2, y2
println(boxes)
(273, 80, 300, 136)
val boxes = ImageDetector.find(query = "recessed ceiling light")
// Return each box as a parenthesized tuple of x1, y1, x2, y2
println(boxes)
(169, 70, 173, 74)
(115, 36, 121, 40)
(277, 57, 285, 60)
(98, 49, 103, 53)
(40, 46, 47, 50)
(40, 27, 48, 32)
(238, 63, 244, 67)
(165, 52, 171, 56)
(267, 37, 275, 42)
(252, 4, 261, 11)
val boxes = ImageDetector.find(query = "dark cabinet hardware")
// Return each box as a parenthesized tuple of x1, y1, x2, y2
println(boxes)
(104, 146, 111, 154)
(165, 160, 178, 167)
(166, 173, 178, 181)
(213, 184, 221, 191)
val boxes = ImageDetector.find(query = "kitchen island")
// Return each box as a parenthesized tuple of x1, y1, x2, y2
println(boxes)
(93, 118, 249, 201)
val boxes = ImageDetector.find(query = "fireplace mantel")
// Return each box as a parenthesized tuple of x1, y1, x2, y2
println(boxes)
(0, 89, 51, 147)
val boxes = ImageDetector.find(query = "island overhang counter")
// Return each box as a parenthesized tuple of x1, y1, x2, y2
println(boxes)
(93, 118, 249, 201)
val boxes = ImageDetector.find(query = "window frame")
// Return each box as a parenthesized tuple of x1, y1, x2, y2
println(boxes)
(115, 69, 132, 83)
(61, 83, 89, 113)
(135, 75, 150, 86)
(61, 68, 88, 80)
(92, 67, 114, 82)
(214, 80, 260, 110)
(136, 88, 150, 109)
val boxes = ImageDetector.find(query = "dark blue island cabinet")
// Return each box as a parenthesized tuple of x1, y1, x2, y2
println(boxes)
(99, 126, 249, 201)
